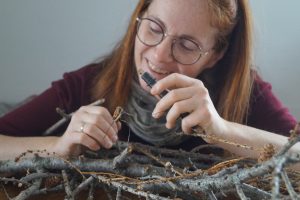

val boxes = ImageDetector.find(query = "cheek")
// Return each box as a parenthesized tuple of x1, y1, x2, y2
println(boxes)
(134, 38, 140, 66)
(178, 56, 216, 78)
(134, 38, 151, 92)
(134, 38, 147, 67)
(178, 65, 205, 78)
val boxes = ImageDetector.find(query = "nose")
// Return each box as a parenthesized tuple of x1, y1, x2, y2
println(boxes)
(153, 37, 174, 63)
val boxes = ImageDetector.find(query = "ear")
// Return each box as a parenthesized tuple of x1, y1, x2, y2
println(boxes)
(204, 47, 227, 69)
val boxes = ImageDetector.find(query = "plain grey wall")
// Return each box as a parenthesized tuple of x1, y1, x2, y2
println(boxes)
(0, 1, 299, 118)
(250, 1, 300, 118)
(0, 0, 138, 102)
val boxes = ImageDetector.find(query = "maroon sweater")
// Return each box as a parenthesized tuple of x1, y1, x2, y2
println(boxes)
(0, 63, 297, 150)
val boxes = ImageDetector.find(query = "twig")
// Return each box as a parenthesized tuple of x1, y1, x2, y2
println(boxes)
(1, 184, 12, 200)
(90, 147, 213, 169)
(31, 184, 64, 196)
(116, 187, 122, 200)
(87, 181, 95, 200)
(177, 154, 297, 193)
(43, 98, 105, 135)
(0, 177, 30, 187)
(276, 131, 300, 157)
(207, 190, 218, 200)
(191, 144, 224, 153)
(235, 182, 248, 200)
(0, 123, 299, 200)
(190, 127, 259, 151)
(113, 146, 132, 169)
(20, 172, 60, 182)
(133, 144, 183, 176)
(271, 157, 286, 200)
(281, 169, 299, 200)
(14, 176, 42, 200)
(73, 175, 95, 196)
(97, 175, 172, 200)
(56, 107, 71, 120)
(240, 183, 271, 199)
(62, 170, 74, 200)
(0, 157, 172, 178)
(114, 141, 224, 163)
(103, 185, 114, 200)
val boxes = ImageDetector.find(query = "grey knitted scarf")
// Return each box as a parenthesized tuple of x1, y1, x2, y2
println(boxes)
(124, 81, 190, 146)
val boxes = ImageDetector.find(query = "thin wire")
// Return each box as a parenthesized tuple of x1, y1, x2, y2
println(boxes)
(127, 128, 131, 143)
(111, 107, 134, 143)
(118, 109, 134, 143)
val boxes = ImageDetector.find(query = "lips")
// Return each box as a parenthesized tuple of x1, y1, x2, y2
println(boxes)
(148, 60, 170, 75)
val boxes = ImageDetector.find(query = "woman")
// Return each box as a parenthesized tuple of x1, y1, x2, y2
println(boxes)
(0, 0, 299, 163)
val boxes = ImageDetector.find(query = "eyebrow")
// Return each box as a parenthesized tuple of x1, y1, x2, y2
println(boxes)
(148, 15, 204, 48)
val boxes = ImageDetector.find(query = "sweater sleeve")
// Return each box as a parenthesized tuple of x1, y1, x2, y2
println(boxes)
(247, 75, 297, 136)
(0, 64, 99, 136)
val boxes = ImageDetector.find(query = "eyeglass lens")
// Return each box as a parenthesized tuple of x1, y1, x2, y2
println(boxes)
(137, 18, 202, 65)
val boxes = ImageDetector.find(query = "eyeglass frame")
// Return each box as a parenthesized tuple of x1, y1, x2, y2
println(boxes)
(136, 17, 210, 65)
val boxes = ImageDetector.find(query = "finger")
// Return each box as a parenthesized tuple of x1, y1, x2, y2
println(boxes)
(107, 113, 119, 135)
(181, 109, 211, 134)
(71, 131, 101, 151)
(117, 122, 122, 130)
(87, 106, 119, 133)
(152, 87, 194, 118)
(81, 123, 114, 149)
(79, 106, 112, 119)
(165, 98, 196, 129)
(101, 120, 119, 143)
(151, 73, 197, 95)
(83, 113, 118, 143)
(75, 106, 119, 141)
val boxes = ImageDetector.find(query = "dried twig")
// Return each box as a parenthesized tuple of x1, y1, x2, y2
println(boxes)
(281, 169, 299, 200)
(14, 173, 42, 200)
(235, 182, 248, 200)
(62, 170, 74, 200)
(97, 175, 171, 200)
(1, 117, 299, 200)
(43, 99, 105, 135)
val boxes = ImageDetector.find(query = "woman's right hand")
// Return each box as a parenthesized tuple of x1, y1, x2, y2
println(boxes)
(52, 105, 120, 157)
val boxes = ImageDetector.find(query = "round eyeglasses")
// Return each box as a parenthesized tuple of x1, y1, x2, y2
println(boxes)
(136, 17, 209, 65)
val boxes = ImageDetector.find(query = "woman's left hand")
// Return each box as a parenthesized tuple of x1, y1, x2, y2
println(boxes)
(151, 73, 227, 136)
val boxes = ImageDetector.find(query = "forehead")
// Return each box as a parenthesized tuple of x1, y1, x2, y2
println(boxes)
(146, 0, 218, 44)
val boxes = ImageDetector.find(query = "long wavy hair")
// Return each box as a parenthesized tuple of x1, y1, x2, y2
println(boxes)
(90, 0, 253, 124)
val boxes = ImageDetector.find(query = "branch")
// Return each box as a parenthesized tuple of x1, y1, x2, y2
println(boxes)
(0, 156, 173, 178)
(97, 175, 172, 200)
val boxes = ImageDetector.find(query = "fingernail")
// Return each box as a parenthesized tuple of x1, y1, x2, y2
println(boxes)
(165, 122, 174, 129)
(113, 135, 118, 142)
(151, 87, 156, 94)
(107, 141, 112, 148)
(152, 112, 159, 118)
(165, 123, 170, 129)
